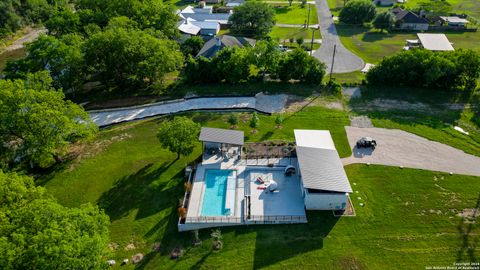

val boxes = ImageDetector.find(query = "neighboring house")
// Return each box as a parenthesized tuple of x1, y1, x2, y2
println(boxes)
(437, 16, 470, 27)
(178, 5, 232, 26)
(417, 33, 454, 51)
(196, 35, 256, 58)
(373, 0, 395, 6)
(226, 0, 245, 7)
(392, 8, 429, 31)
(178, 18, 220, 37)
(177, 127, 353, 231)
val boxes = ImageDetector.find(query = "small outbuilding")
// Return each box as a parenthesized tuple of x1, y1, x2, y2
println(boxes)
(417, 33, 454, 51)
(294, 130, 353, 210)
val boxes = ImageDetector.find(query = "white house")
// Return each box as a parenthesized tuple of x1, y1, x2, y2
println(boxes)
(294, 130, 353, 210)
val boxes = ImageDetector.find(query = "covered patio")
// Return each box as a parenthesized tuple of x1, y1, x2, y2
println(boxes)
(199, 127, 244, 164)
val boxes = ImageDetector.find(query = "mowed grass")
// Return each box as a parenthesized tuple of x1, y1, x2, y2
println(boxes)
(403, 0, 480, 18)
(270, 26, 318, 40)
(44, 116, 480, 270)
(337, 25, 480, 63)
(273, 3, 318, 25)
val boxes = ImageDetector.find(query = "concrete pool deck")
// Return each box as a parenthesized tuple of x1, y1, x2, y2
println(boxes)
(180, 158, 307, 231)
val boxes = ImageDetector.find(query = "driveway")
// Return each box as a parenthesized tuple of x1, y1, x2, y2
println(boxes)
(312, 0, 364, 73)
(342, 127, 480, 176)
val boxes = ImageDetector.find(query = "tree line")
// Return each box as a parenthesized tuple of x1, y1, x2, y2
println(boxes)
(183, 40, 326, 85)
(0, 0, 68, 37)
(366, 49, 480, 91)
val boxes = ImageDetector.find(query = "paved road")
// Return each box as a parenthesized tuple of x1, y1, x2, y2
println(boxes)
(89, 93, 288, 127)
(312, 0, 364, 73)
(342, 127, 480, 177)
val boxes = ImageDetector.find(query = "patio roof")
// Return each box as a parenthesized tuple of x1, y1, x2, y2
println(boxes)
(294, 130, 352, 193)
(199, 127, 244, 145)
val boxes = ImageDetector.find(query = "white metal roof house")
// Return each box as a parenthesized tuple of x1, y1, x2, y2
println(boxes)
(417, 33, 454, 51)
(178, 18, 220, 37)
(294, 130, 353, 210)
(178, 127, 353, 231)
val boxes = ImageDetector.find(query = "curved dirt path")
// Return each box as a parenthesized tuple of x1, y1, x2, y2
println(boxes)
(312, 0, 364, 73)
(342, 126, 480, 176)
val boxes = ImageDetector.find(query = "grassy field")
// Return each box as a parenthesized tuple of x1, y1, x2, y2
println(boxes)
(270, 26, 318, 41)
(403, 0, 480, 18)
(337, 25, 480, 64)
(42, 113, 480, 269)
(350, 86, 480, 156)
(273, 3, 319, 25)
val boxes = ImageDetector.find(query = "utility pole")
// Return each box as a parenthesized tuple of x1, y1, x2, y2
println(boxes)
(329, 44, 336, 82)
(307, 4, 311, 28)
(310, 27, 315, 56)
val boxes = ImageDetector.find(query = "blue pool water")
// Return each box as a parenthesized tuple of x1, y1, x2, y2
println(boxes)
(201, 170, 234, 216)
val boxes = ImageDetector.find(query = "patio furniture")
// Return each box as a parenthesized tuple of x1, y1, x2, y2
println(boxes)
(256, 177, 265, 184)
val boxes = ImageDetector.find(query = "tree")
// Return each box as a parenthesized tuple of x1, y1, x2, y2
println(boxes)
(275, 114, 284, 128)
(0, 170, 110, 269)
(229, 1, 276, 38)
(339, 0, 376, 24)
(214, 47, 252, 84)
(373, 11, 395, 31)
(181, 36, 205, 57)
(277, 48, 326, 84)
(157, 117, 200, 159)
(45, 10, 81, 37)
(249, 112, 260, 132)
(4, 34, 86, 94)
(415, 0, 452, 19)
(84, 27, 183, 88)
(0, 72, 98, 168)
(296, 37, 304, 46)
(228, 114, 239, 129)
(249, 40, 281, 81)
(288, 0, 294, 6)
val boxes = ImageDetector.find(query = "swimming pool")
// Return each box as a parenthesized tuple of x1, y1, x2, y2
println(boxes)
(201, 170, 236, 216)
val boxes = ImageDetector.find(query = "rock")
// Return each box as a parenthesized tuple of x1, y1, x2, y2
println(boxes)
(131, 253, 144, 264)
(122, 259, 129, 265)
(107, 260, 116, 266)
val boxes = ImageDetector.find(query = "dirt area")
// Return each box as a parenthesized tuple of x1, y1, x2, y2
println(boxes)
(342, 126, 480, 176)
(2, 27, 46, 53)
(284, 94, 345, 113)
(242, 141, 296, 159)
(350, 116, 373, 128)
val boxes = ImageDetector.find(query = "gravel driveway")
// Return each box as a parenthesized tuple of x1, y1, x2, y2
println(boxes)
(342, 127, 480, 176)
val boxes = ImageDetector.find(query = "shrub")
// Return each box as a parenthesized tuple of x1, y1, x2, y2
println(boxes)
(339, 0, 376, 24)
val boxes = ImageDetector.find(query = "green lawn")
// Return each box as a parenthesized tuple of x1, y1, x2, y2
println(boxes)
(350, 86, 480, 156)
(337, 25, 480, 64)
(43, 114, 480, 269)
(273, 3, 318, 25)
(270, 26, 318, 41)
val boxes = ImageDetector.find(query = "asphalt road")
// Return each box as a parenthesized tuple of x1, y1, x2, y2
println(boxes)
(312, 0, 364, 73)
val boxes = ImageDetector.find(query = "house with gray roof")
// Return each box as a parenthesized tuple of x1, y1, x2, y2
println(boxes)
(196, 35, 256, 58)
(392, 8, 429, 31)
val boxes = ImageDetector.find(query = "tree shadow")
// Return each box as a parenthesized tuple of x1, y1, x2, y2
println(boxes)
(260, 131, 274, 141)
(253, 211, 339, 269)
(361, 31, 394, 43)
(456, 194, 480, 263)
(97, 160, 178, 221)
